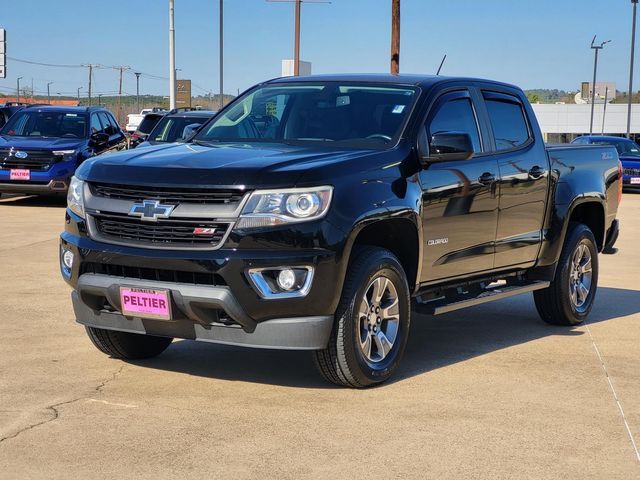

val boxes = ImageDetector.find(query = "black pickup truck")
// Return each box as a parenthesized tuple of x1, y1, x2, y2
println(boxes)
(60, 74, 621, 387)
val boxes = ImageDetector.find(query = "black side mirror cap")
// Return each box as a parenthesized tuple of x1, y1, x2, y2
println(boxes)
(90, 132, 110, 146)
(419, 131, 475, 164)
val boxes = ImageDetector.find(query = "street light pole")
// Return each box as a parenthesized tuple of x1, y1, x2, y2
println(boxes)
(47, 82, 53, 104)
(134, 72, 141, 112)
(16, 76, 23, 103)
(169, 0, 176, 109)
(219, 0, 224, 109)
(77, 87, 83, 105)
(589, 36, 611, 135)
(628, 0, 638, 138)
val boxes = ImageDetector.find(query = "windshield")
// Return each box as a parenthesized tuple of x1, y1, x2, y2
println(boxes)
(195, 82, 418, 148)
(136, 114, 164, 134)
(149, 116, 211, 143)
(590, 138, 640, 157)
(0, 110, 87, 138)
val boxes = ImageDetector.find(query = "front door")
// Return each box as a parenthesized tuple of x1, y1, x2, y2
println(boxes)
(419, 90, 500, 282)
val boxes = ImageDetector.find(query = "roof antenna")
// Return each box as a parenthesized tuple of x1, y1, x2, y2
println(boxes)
(436, 54, 447, 75)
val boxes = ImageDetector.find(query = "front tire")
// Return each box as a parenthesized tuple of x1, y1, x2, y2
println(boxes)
(85, 327, 173, 359)
(534, 223, 599, 326)
(313, 247, 411, 388)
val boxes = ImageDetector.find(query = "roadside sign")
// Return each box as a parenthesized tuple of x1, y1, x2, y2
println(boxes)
(0, 28, 5, 78)
(176, 79, 191, 108)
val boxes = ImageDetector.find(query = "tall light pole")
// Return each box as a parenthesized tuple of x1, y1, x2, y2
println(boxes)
(628, 0, 638, 138)
(219, 0, 224, 109)
(47, 82, 53, 104)
(16, 76, 23, 103)
(77, 86, 83, 104)
(391, 0, 400, 74)
(169, 0, 176, 109)
(134, 72, 141, 111)
(589, 36, 611, 135)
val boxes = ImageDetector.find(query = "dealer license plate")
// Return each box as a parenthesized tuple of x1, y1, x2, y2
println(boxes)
(630, 177, 640, 185)
(10, 169, 30, 181)
(120, 287, 171, 320)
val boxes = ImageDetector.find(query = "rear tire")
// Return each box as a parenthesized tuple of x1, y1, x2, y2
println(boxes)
(313, 246, 411, 388)
(85, 327, 173, 359)
(534, 223, 598, 326)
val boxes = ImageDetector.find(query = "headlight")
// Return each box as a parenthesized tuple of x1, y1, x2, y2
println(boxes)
(53, 149, 76, 156)
(67, 176, 85, 218)
(235, 186, 333, 229)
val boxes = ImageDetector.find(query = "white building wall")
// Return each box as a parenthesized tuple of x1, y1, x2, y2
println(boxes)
(531, 103, 640, 135)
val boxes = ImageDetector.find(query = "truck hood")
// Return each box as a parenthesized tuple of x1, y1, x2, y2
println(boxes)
(76, 142, 379, 188)
(0, 135, 84, 151)
(619, 155, 640, 168)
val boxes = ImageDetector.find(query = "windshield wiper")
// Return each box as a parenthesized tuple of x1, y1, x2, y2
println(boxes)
(191, 139, 219, 147)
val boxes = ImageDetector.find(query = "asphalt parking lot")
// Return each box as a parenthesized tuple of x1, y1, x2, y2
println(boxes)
(0, 193, 639, 479)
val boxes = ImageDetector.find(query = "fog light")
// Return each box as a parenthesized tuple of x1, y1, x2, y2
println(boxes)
(62, 249, 74, 269)
(277, 268, 296, 291)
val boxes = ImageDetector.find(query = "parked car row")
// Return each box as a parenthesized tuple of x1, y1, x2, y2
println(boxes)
(0, 104, 217, 197)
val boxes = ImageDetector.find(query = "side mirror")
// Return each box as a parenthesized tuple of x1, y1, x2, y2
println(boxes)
(90, 132, 109, 147)
(418, 131, 475, 164)
(180, 123, 203, 141)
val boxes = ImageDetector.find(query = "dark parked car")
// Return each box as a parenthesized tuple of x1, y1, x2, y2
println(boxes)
(0, 103, 28, 129)
(129, 112, 167, 148)
(0, 105, 126, 195)
(139, 109, 217, 147)
(572, 135, 640, 190)
(60, 75, 621, 387)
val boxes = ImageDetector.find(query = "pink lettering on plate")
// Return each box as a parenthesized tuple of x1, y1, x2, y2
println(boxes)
(120, 288, 171, 320)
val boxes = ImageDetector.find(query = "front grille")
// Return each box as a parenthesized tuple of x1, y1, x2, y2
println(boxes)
(90, 182, 245, 205)
(80, 262, 226, 286)
(623, 167, 640, 176)
(92, 212, 230, 248)
(0, 149, 57, 171)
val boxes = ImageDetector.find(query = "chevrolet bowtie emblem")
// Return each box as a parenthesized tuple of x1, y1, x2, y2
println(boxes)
(129, 200, 175, 222)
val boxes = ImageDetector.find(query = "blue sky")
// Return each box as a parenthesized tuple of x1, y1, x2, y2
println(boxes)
(0, 0, 635, 98)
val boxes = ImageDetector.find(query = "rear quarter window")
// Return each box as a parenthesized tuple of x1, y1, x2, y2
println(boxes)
(483, 92, 530, 151)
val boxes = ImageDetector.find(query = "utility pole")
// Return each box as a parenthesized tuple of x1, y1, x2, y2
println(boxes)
(169, 0, 176, 109)
(134, 72, 141, 111)
(16, 76, 22, 103)
(391, 0, 400, 74)
(82, 64, 98, 106)
(628, 0, 638, 138)
(589, 36, 611, 135)
(219, 0, 224, 109)
(267, 0, 330, 76)
(47, 82, 53, 104)
(114, 65, 130, 123)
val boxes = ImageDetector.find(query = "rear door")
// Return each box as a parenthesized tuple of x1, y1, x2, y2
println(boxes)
(418, 88, 500, 282)
(481, 89, 549, 268)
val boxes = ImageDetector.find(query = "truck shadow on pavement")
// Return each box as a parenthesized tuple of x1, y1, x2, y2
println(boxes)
(0, 194, 66, 208)
(128, 286, 639, 389)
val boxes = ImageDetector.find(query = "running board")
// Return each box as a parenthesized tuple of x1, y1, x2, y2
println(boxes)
(413, 280, 550, 316)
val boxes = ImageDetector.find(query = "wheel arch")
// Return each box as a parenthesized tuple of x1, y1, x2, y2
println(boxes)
(342, 212, 422, 294)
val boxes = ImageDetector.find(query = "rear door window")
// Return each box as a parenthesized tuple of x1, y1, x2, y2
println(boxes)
(483, 92, 530, 151)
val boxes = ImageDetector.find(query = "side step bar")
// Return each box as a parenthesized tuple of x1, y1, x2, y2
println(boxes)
(413, 280, 550, 316)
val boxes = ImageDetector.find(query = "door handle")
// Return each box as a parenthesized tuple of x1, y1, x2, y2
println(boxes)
(528, 166, 545, 179)
(478, 172, 496, 185)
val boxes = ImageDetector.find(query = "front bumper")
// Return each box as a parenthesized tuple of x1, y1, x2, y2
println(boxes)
(0, 158, 76, 194)
(0, 179, 69, 194)
(72, 280, 333, 350)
